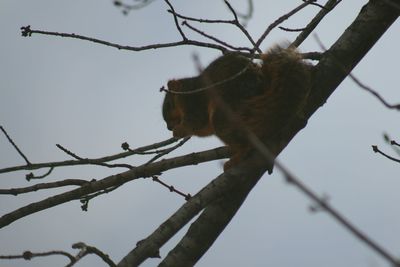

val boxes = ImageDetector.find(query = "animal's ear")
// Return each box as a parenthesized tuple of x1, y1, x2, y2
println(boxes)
(167, 79, 182, 91)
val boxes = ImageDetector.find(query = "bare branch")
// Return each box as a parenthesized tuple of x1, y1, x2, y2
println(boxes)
(227, 0, 254, 26)
(0, 179, 89, 195)
(372, 145, 400, 164)
(151, 2, 400, 265)
(71, 242, 116, 267)
(279, 26, 307, 32)
(20, 25, 228, 53)
(164, 0, 187, 41)
(0, 137, 180, 174)
(348, 72, 400, 110)
(255, 0, 315, 49)
(291, 0, 342, 48)
(26, 167, 54, 181)
(145, 137, 190, 164)
(117, 158, 263, 267)
(152, 175, 191, 200)
(0, 250, 75, 263)
(166, 2, 260, 53)
(391, 140, 400, 147)
(0, 146, 229, 229)
(113, 0, 156, 15)
(0, 125, 31, 165)
(315, 34, 400, 111)
(56, 144, 134, 169)
(182, 21, 252, 52)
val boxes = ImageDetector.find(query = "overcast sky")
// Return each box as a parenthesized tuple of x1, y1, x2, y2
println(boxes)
(1, 1, 399, 266)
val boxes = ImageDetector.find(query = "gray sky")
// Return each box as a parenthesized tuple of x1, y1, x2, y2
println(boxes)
(1, 1, 399, 266)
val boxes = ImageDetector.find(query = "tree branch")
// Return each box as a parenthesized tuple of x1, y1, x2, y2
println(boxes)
(120, 1, 400, 266)
(20, 25, 228, 53)
(0, 146, 229, 229)
(0, 137, 180, 174)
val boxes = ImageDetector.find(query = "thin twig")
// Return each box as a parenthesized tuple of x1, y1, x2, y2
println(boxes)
(79, 185, 120, 211)
(230, 0, 254, 26)
(391, 140, 400, 147)
(114, 0, 156, 15)
(152, 175, 191, 200)
(372, 145, 400, 164)
(20, 26, 228, 53)
(0, 126, 31, 165)
(348, 72, 400, 110)
(56, 144, 134, 169)
(255, 0, 315, 49)
(279, 26, 307, 32)
(182, 21, 252, 52)
(0, 137, 181, 174)
(72, 242, 116, 267)
(223, 0, 260, 53)
(291, 0, 342, 48)
(0, 179, 90, 195)
(145, 137, 190, 164)
(167, 3, 260, 53)
(26, 167, 54, 181)
(0, 146, 230, 229)
(0, 250, 75, 262)
(303, 0, 326, 9)
(315, 34, 400, 110)
(164, 0, 187, 40)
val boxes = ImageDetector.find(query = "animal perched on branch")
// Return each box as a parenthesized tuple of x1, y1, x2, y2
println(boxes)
(162, 46, 312, 170)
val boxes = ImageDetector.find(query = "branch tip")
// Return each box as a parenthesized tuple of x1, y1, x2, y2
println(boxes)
(20, 25, 32, 37)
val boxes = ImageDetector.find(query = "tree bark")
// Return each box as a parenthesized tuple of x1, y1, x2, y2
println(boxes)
(156, 1, 399, 266)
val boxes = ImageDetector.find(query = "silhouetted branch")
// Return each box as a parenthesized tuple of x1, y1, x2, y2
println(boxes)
(0, 126, 31, 165)
(0, 137, 181, 174)
(315, 34, 400, 111)
(130, 1, 400, 266)
(71, 242, 116, 267)
(152, 175, 191, 200)
(0, 146, 229, 229)
(113, 0, 156, 15)
(166, 1, 259, 53)
(0, 250, 75, 263)
(20, 25, 229, 53)
(372, 145, 400, 164)
(0, 243, 116, 267)
(291, 0, 342, 48)
(182, 21, 252, 52)
(229, 0, 254, 26)
(164, 0, 187, 41)
(145, 137, 190, 164)
(255, 0, 316, 49)
(348, 72, 400, 110)
(25, 167, 54, 181)
(0, 179, 90, 195)
(56, 144, 134, 169)
(279, 26, 307, 32)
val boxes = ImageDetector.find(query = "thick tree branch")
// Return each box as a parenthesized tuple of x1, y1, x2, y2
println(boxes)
(117, 157, 266, 267)
(0, 146, 229, 229)
(124, 1, 400, 266)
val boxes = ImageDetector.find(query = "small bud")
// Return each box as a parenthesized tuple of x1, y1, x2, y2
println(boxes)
(121, 142, 129, 150)
(22, 251, 33, 260)
(25, 172, 34, 181)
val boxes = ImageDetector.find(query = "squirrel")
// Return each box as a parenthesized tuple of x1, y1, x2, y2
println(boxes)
(162, 46, 312, 170)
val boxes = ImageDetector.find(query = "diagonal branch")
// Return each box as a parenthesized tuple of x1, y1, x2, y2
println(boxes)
(0, 146, 229, 229)
(129, 1, 400, 266)
(0, 137, 181, 174)
(0, 126, 31, 165)
(290, 0, 342, 48)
